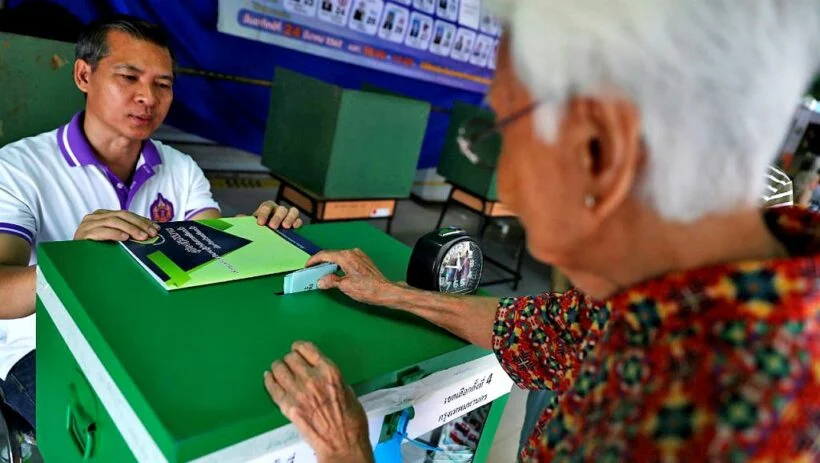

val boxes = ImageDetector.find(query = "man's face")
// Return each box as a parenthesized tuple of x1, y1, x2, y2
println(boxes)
(76, 30, 174, 141)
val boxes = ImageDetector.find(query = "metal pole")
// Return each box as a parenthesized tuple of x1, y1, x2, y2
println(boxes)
(173, 67, 452, 113)
(175, 67, 272, 87)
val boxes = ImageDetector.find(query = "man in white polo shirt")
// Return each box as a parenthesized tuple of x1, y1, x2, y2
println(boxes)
(0, 15, 302, 429)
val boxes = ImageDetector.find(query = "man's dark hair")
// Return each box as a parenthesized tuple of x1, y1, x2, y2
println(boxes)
(75, 15, 173, 69)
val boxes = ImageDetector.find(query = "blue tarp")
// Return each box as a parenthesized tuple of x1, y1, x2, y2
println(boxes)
(8, 0, 485, 168)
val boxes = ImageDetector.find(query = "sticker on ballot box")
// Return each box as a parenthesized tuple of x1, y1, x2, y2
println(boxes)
(370, 207, 392, 218)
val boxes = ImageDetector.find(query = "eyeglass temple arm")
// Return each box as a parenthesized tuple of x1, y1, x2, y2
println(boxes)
(472, 101, 542, 143)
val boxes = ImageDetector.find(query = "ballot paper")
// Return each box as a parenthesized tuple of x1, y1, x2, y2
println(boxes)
(283, 263, 339, 294)
(121, 217, 313, 290)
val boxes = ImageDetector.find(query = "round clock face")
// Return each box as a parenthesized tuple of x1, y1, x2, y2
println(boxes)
(437, 240, 483, 294)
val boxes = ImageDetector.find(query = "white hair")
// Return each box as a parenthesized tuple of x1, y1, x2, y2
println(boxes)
(487, 0, 820, 222)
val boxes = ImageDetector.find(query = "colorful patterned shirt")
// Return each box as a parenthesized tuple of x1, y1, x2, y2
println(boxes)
(492, 207, 819, 462)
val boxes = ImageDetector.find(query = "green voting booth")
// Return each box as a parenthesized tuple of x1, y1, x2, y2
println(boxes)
(437, 102, 501, 201)
(0, 32, 84, 146)
(36, 222, 512, 462)
(259, 69, 431, 233)
(262, 68, 430, 199)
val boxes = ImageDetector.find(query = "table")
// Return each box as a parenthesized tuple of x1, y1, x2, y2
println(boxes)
(35, 222, 511, 462)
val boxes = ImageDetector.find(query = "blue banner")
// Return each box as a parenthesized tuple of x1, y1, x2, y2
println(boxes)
(217, 0, 500, 93)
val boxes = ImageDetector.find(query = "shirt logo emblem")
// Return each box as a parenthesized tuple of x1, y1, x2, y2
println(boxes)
(150, 193, 175, 223)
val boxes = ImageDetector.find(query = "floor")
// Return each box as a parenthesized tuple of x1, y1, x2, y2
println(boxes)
(211, 183, 549, 462)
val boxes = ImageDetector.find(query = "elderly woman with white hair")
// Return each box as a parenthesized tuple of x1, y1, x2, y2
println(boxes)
(262, 1, 820, 461)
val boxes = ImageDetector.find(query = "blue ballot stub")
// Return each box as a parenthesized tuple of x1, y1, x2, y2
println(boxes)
(283, 263, 339, 294)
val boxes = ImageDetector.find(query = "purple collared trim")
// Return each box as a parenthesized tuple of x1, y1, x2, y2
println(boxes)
(126, 165, 155, 210)
(57, 112, 164, 170)
(56, 124, 77, 167)
(125, 141, 162, 210)
(124, 141, 164, 209)
(141, 140, 162, 168)
(55, 112, 167, 209)
(184, 207, 219, 220)
(62, 112, 97, 166)
(0, 223, 33, 245)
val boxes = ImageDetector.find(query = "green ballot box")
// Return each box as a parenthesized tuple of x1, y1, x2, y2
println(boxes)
(261, 68, 431, 199)
(36, 222, 512, 462)
(437, 101, 501, 201)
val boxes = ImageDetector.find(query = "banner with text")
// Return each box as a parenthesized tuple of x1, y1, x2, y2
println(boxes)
(226, 354, 512, 462)
(217, 0, 500, 93)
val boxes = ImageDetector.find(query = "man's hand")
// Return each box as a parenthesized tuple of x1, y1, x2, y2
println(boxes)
(306, 249, 393, 306)
(253, 201, 303, 229)
(73, 210, 160, 241)
(264, 342, 373, 463)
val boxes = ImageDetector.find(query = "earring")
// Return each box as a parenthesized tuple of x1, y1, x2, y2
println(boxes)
(584, 194, 596, 208)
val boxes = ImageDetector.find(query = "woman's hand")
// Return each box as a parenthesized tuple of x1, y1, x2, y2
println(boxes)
(305, 249, 393, 306)
(264, 342, 374, 463)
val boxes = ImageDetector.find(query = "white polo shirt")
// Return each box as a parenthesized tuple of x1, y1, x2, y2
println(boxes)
(0, 112, 220, 378)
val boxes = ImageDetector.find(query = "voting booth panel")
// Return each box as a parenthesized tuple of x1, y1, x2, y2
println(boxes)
(36, 222, 512, 462)
(0, 32, 84, 146)
(262, 68, 431, 199)
(436, 101, 500, 201)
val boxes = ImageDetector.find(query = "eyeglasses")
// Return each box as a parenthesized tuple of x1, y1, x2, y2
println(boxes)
(456, 102, 541, 170)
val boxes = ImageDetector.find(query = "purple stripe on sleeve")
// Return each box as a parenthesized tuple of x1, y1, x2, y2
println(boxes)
(0, 227, 33, 245)
(0, 223, 33, 242)
(184, 207, 219, 220)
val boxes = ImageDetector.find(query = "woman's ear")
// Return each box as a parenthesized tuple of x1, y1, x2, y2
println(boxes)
(578, 98, 643, 219)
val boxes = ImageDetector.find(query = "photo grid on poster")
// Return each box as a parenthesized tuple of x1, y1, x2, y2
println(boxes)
(282, 0, 501, 68)
(348, 0, 384, 35)
(405, 12, 434, 50)
(469, 33, 493, 67)
(222, 0, 502, 92)
(378, 3, 410, 43)
(429, 19, 456, 56)
(318, 0, 354, 26)
(413, 0, 435, 14)
(449, 27, 476, 62)
(285, 0, 319, 17)
(458, 0, 481, 30)
(344, 0, 500, 67)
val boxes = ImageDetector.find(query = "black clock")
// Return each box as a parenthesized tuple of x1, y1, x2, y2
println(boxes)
(406, 227, 484, 294)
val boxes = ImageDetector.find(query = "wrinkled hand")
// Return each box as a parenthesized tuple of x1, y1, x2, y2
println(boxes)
(253, 200, 303, 229)
(73, 209, 160, 241)
(264, 342, 373, 463)
(306, 249, 391, 306)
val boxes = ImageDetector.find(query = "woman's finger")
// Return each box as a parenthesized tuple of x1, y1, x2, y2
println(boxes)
(263, 370, 287, 404)
(270, 360, 298, 392)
